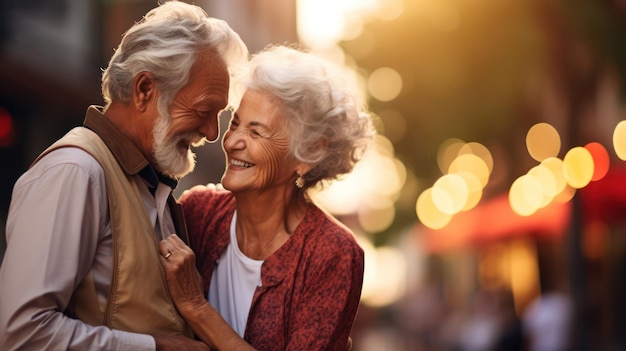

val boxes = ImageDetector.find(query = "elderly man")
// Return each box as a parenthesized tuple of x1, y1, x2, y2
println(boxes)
(0, 1, 248, 350)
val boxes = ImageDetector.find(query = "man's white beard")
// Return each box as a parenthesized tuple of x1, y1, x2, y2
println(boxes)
(152, 110, 206, 178)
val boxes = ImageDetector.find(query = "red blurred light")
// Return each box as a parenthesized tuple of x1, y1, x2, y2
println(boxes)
(0, 107, 15, 147)
(585, 142, 610, 181)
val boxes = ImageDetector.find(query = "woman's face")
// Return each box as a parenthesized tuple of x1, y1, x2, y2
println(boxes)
(221, 89, 299, 193)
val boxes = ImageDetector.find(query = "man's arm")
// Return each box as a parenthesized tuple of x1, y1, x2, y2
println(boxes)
(0, 149, 155, 350)
(181, 302, 256, 351)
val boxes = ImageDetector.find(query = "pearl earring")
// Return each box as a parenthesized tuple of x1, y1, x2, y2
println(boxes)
(295, 176, 304, 188)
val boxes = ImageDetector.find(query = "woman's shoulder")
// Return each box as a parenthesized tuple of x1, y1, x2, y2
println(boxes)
(300, 204, 363, 253)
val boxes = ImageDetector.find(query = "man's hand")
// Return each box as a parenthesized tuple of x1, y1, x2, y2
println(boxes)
(154, 335, 211, 351)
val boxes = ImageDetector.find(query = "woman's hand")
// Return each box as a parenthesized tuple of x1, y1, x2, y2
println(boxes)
(159, 234, 206, 316)
(181, 182, 225, 197)
(160, 237, 258, 351)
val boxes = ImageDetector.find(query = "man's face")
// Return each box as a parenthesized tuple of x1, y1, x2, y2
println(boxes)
(153, 51, 230, 178)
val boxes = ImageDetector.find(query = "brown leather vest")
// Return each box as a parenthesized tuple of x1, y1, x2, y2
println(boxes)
(33, 127, 193, 337)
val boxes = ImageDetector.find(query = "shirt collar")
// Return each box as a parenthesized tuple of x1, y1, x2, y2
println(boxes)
(82, 105, 178, 191)
(138, 165, 179, 194)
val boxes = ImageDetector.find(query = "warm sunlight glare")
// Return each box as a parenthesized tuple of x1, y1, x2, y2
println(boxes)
(359, 240, 407, 307)
(312, 135, 405, 232)
(297, 0, 389, 49)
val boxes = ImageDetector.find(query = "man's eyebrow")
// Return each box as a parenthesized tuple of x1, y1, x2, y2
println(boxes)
(195, 94, 227, 109)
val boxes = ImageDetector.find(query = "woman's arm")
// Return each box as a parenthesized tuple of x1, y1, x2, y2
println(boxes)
(159, 234, 256, 351)
(179, 299, 255, 351)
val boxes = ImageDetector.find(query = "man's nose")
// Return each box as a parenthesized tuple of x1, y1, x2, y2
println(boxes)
(199, 115, 219, 142)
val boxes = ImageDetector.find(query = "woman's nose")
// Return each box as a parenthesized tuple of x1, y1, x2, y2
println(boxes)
(222, 129, 245, 150)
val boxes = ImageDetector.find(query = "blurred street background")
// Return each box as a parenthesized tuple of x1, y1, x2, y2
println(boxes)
(1, 0, 626, 350)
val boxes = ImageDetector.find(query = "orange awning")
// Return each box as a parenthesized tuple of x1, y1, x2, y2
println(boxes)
(419, 193, 571, 253)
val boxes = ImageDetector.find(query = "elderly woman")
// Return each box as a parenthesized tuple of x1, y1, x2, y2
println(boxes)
(160, 45, 375, 351)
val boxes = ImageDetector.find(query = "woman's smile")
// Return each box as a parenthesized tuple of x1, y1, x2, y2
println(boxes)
(229, 158, 254, 168)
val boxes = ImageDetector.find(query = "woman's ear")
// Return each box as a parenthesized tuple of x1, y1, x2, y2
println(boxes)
(294, 138, 327, 179)
(133, 71, 157, 112)
(296, 163, 314, 178)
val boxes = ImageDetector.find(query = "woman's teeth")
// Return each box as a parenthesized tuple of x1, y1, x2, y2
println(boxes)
(230, 159, 253, 168)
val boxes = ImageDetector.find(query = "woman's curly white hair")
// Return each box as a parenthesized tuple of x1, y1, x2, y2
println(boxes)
(234, 45, 376, 189)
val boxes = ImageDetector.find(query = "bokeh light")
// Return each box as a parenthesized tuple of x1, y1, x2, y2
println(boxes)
(612, 120, 626, 161)
(432, 173, 469, 215)
(448, 153, 491, 188)
(527, 165, 556, 208)
(509, 174, 543, 216)
(0, 107, 15, 147)
(420, 140, 494, 228)
(367, 67, 403, 102)
(540, 157, 567, 196)
(458, 142, 494, 173)
(457, 171, 483, 211)
(437, 138, 465, 174)
(563, 146, 594, 189)
(585, 142, 610, 181)
(526, 122, 561, 162)
(416, 187, 452, 229)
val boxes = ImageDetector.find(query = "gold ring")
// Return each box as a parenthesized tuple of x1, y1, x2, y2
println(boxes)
(164, 251, 172, 259)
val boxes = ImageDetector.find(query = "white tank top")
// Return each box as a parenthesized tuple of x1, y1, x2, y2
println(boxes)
(208, 211, 263, 337)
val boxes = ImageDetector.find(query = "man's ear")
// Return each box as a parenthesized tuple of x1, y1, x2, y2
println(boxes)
(133, 71, 156, 112)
